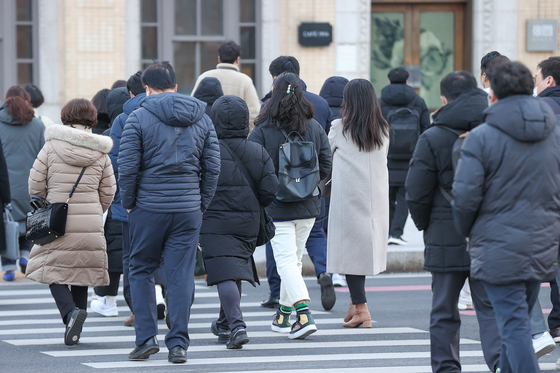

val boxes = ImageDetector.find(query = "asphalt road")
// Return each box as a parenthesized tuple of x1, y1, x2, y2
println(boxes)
(0, 273, 558, 372)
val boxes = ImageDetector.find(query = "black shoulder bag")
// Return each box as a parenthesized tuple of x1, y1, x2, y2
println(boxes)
(220, 140, 275, 246)
(26, 167, 87, 245)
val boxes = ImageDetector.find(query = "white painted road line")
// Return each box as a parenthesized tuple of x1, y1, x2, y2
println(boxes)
(4, 327, 427, 345)
(83, 351, 485, 369)
(42, 339, 480, 357)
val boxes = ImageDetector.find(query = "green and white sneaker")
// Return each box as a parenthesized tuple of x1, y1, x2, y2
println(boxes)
(289, 312, 317, 339)
(271, 310, 291, 333)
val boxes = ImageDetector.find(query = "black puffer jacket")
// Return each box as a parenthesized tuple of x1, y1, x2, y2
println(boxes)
(319, 76, 348, 120)
(200, 96, 278, 286)
(248, 119, 332, 221)
(539, 85, 560, 107)
(453, 95, 560, 284)
(380, 83, 430, 186)
(193, 77, 224, 117)
(405, 89, 488, 272)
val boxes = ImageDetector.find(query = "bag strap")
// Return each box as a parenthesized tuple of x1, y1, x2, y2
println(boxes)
(438, 184, 453, 203)
(219, 140, 258, 197)
(66, 167, 87, 203)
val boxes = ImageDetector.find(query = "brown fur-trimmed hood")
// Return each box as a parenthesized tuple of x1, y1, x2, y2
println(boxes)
(44, 124, 113, 167)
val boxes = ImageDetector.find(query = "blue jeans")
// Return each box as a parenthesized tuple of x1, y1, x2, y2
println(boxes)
(483, 280, 541, 373)
(128, 207, 201, 350)
(265, 199, 328, 297)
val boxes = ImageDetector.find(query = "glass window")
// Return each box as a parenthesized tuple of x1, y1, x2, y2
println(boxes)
(175, 0, 196, 35)
(240, 0, 255, 23)
(240, 26, 255, 59)
(141, 0, 157, 23)
(201, 0, 223, 36)
(16, 25, 33, 59)
(370, 12, 404, 95)
(16, 0, 32, 22)
(240, 63, 255, 82)
(200, 41, 222, 73)
(419, 12, 455, 108)
(141, 26, 158, 60)
(17, 63, 32, 85)
(174, 42, 196, 94)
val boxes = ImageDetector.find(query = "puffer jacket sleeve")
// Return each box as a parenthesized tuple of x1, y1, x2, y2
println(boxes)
(98, 155, 116, 213)
(256, 147, 279, 206)
(109, 113, 125, 175)
(452, 132, 485, 237)
(317, 126, 332, 180)
(418, 99, 431, 133)
(118, 112, 142, 210)
(199, 120, 220, 213)
(28, 143, 49, 198)
(405, 133, 437, 231)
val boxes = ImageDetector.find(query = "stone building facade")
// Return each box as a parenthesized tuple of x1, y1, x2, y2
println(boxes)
(1, 0, 559, 120)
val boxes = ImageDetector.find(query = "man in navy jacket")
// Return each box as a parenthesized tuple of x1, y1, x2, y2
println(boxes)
(119, 62, 220, 363)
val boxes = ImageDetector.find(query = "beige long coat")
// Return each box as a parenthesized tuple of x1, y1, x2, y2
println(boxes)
(326, 119, 389, 276)
(26, 124, 116, 286)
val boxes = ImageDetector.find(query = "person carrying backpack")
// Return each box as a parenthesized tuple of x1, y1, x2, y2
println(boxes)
(248, 72, 332, 340)
(405, 71, 500, 373)
(380, 67, 430, 245)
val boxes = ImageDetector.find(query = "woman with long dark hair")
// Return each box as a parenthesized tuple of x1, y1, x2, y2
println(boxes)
(327, 79, 390, 327)
(0, 86, 45, 281)
(249, 72, 332, 340)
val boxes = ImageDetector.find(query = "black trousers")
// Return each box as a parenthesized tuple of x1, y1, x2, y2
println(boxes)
(430, 271, 501, 373)
(94, 272, 121, 297)
(346, 275, 367, 304)
(49, 284, 88, 324)
(389, 186, 408, 238)
(549, 280, 560, 329)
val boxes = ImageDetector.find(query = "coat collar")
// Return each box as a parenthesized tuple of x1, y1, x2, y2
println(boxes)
(216, 63, 239, 72)
(45, 124, 113, 154)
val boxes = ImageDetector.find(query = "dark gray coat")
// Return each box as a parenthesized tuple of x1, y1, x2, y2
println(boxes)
(406, 89, 488, 272)
(453, 95, 560, 284)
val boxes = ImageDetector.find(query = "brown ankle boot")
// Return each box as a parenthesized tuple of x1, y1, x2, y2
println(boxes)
(344, 300, 355, 323)
(343, 303, 372, 328)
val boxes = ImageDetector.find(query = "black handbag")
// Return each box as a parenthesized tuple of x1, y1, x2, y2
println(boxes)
(220, 140, 275, 246)
(26, 167, 87, 245)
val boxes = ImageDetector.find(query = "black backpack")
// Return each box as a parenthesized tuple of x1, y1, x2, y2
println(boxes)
(276, 124, 320, 202)
(437, 125, 468, 203)
(387, 107, 421, 160)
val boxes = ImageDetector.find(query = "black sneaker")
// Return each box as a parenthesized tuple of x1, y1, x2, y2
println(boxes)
(211, 320, 231, 344)
(64, 308, 87, 346)
(318, 273, 336, 311)
(226, 327, 249, 349)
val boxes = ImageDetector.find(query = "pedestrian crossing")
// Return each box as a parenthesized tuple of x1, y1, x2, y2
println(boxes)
(0, 277, 557, 372)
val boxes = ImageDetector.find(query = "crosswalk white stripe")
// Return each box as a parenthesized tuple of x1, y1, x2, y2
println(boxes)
(190, 363, 557, 373)
(0, 318, 357, 335)
(82, 351, 485, 369)
(0, 310, 282, 326)
(42, 339, 481, 357)
(0, 303, 328, 317)
(4, 327, 426, 345)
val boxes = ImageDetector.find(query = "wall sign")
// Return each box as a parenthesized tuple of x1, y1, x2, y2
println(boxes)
(298, 23, 332, 47)
(527, 19, 558, 52)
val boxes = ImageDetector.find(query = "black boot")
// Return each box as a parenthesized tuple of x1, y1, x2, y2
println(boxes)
(128, 336, 159, 360)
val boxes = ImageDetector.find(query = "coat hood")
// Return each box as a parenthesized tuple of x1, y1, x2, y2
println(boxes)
(141, 92, 206, 128)
(432, 88, 489, 131)
(123, 92, 146, 115)
(380, 84, 418, 106)
(210, 95, 249, 139)
(484, 95, 556, 142)
(319, 76, 348, 108)
(106, 87, 130, 122)
(45, 124, 113, 167)
(193, 77, 224, 107)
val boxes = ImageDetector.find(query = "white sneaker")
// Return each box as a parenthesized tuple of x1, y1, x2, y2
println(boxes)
(556, 357, 560, 370)
(332, 273, 347, 287)
(388, 236, 408, 245)
(155, 285, 166, 320)
(90, 296, 118, 317)
(458, 295, 473, 310)
(533, 331, 556, 359)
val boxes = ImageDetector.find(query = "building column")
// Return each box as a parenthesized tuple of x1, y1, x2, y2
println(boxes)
(125, 0, 141, 78)
(260, 0, 281, 96)
(38, 0, 60, 122)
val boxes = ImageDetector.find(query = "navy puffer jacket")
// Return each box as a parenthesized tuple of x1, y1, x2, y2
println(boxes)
(200, 96, 278, 286)
(453, 95, 560, 284)
(193, 77, 224, 117)
(319, 76, 348, 120)
(118, 92, 220, 213)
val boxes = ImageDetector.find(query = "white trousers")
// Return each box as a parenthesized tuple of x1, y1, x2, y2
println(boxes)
(270, 218, 315, 307)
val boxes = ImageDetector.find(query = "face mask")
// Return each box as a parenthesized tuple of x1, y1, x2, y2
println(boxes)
(484, 87, 491, 94)
(533, 86, 539, 97)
